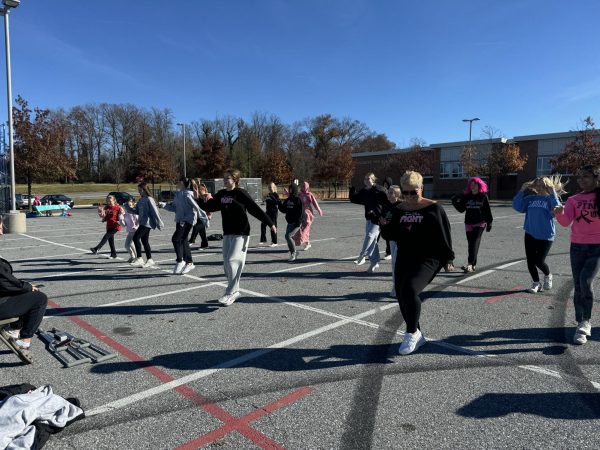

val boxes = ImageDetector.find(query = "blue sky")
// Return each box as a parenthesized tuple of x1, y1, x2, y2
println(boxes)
(2, 0, 599, 146)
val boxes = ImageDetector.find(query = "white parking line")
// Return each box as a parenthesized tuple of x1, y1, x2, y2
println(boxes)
(456, 260, 524, 285)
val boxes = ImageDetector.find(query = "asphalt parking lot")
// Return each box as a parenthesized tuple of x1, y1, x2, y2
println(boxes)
(1, 201, 599, 449)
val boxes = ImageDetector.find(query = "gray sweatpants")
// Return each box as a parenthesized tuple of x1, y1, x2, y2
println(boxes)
(360, 220, 381, 263)
(222, 235, 250, 295)
(124, 231, 137, 259)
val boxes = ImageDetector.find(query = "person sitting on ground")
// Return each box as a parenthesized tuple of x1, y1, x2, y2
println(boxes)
(0, 257, 48, 364)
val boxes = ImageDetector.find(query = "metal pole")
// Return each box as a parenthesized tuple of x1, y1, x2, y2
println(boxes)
(4, 10, 15, 212)
(182, 124, 186, 178)
(468, 121, 473, 148)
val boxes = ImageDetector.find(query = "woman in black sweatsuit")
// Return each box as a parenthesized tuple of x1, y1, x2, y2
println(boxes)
(0, 257, 48, 363)
(278, 183, 304, 261)
(381, 171, 454, 356)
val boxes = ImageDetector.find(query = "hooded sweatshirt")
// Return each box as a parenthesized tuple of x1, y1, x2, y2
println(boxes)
(349, 184, 389, 224)
(299, 182, 323, 217)
(279, 184, 304, 226)
(163, 189, 208, 226)
(512, 190, 560, 241)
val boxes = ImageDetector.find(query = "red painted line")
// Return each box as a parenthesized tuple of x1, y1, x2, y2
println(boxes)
(484, 285, 524, 304)
(46, 300, 289, 448)
(175, 387, 313, 450)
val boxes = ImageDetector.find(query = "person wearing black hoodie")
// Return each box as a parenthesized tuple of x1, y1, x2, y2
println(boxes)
(381, 171, 454, 356)
(382, 177, 394, 259)
(278, 183, 304, 262)
(350, 172, 389, 272)
(451, 177, 493, 273)
(201, 169, 276, 306)
(0, 258, 48, 364)
(260, 182, 280, 246)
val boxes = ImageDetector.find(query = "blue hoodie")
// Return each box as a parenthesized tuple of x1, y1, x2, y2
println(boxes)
(512, 191, 560, 241)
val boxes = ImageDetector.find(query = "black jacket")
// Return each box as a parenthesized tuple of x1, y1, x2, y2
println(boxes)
(201, 188, 274, 236)
(451, 192, 493, 226)
(0, 258, 32, 305)
(278, 195, 303, 226)
(264, 192, 280, 216)
(349, 185, 389, 224)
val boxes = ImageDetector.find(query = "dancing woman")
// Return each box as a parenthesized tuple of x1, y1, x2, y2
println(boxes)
(279, 183, 304, 262)
(260, 182, 279, 247)
(512, 176, 563, 293)
(190, 180, 212, 249)
(350, 172, 389, 272)
(201, 169, 276, 306)
(90, 195, 124, 259)
(451, 177, 493, 273)
(555, 165, 600, 344)
(125, 183, 164, 268)
(293, 181, 323, 251)
(381, 171, 454, 355)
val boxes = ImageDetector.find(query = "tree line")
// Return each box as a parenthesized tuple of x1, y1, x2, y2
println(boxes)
(10, 96, 401, 193)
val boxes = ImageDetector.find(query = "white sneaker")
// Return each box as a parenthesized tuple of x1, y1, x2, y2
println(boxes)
(355, 256, 366, 266)
(384, 254, 392, 260)
(222, 291, 241, 306)
(181, 263, 195, 274)
(173, 261, 185, 274)
(2, 327, 19, 339)
(367, 262, 379, 273)
(528, 282, 543, 293)
(574, 331, 588, 345)
(217, 293, 230, 304)
(304, 243, 311, 251)
(576, 320, 592, 337)
(143, 258, 155, 268)
(270, 243, 278, 247)
(543, 274, 553, 290)
(398, 330, 426, 355)
(130, 257, 145, 267)
(288, 252, 297, 262)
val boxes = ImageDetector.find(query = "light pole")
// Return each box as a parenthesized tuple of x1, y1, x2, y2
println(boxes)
(1, 0, 19, 213)
(462, 117, 480, 148)
(176, 122, 186, 178)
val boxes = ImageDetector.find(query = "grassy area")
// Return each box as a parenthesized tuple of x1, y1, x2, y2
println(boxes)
(15, 183, 140, 194)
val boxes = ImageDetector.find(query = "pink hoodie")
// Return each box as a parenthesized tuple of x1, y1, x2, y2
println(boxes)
(556, 191, 600, 244)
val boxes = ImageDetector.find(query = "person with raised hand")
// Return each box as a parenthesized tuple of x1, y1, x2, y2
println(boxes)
(555, 165, 600, 345)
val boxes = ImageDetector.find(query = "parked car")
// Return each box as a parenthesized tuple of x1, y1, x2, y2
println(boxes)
(40, 194, 74, 209)
(108, 191, 135, 205)
(160, 190, 176, 202)
(15, 194, 34, 209)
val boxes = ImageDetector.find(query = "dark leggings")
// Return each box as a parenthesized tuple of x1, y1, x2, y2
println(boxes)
(466, 227, 485, 266)
(0, 291, 48, 339)
(190, 221, 208, 247)
(395, 258, 441, 333)
(260, 211, 278, 244)
(524, 233, 552, 282)
(95, 229, 118, 255)
(133, 226, 152, 260)
(172, 222, 193, 263)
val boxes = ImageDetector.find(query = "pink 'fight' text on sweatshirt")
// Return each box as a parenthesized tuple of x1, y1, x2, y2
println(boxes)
(556, 191, 600, 244)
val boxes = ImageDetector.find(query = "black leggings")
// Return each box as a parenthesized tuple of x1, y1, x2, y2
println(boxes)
(261, 212, 278, 244)
(466, 227, 485, 266)
(95, 229, 118, 255)
(0, 291, 48, 339)
(190, 221, 208, 247)
(524, 233, 552, 281)
(395, 258, 441, 333)
(133, 226, 152, 260)
(172, 222, 193, 263)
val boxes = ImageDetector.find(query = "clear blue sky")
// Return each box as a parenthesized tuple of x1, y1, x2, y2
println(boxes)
(2, 0, 599, 146)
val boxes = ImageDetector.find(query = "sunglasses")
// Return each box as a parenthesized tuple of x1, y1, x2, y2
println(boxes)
(401, 189, 419, 196)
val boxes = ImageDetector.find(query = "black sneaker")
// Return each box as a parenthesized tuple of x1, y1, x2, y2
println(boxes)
(90, 247, 98, 254)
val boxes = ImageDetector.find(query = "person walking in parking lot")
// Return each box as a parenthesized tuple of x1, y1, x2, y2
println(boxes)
(293, 181, 323, 251)
(200, 169, 276, 306)
(279, 183, 304, 262)
(125, 183, 164, 268)
(350, 172, 388, 272)
(90, 195, 123, 259)
(555, 165, 600, 345)
(512, 175, 564, 293)
(122, 198, 139, 263)
(451, 177, 493, 273)
(190, 181, 212, 249)
(160, 178, 208, 275)
(260, 182, 279, 247)
(380, 171, 454, 356)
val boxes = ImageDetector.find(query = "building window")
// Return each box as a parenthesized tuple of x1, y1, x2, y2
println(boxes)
(537, 156, 553, 176)
(440, 161, 464, 179)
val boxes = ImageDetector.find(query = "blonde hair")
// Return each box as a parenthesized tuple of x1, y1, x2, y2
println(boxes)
(388, 185, 401, 201)
(523, 175, 567, 196)
(269, 182, 278, 193)
(400, 171, 423, 188)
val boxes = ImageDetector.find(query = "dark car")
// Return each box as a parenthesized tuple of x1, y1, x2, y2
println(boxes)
(40, 194, 74, 208)
(108, 191, 135, 205)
